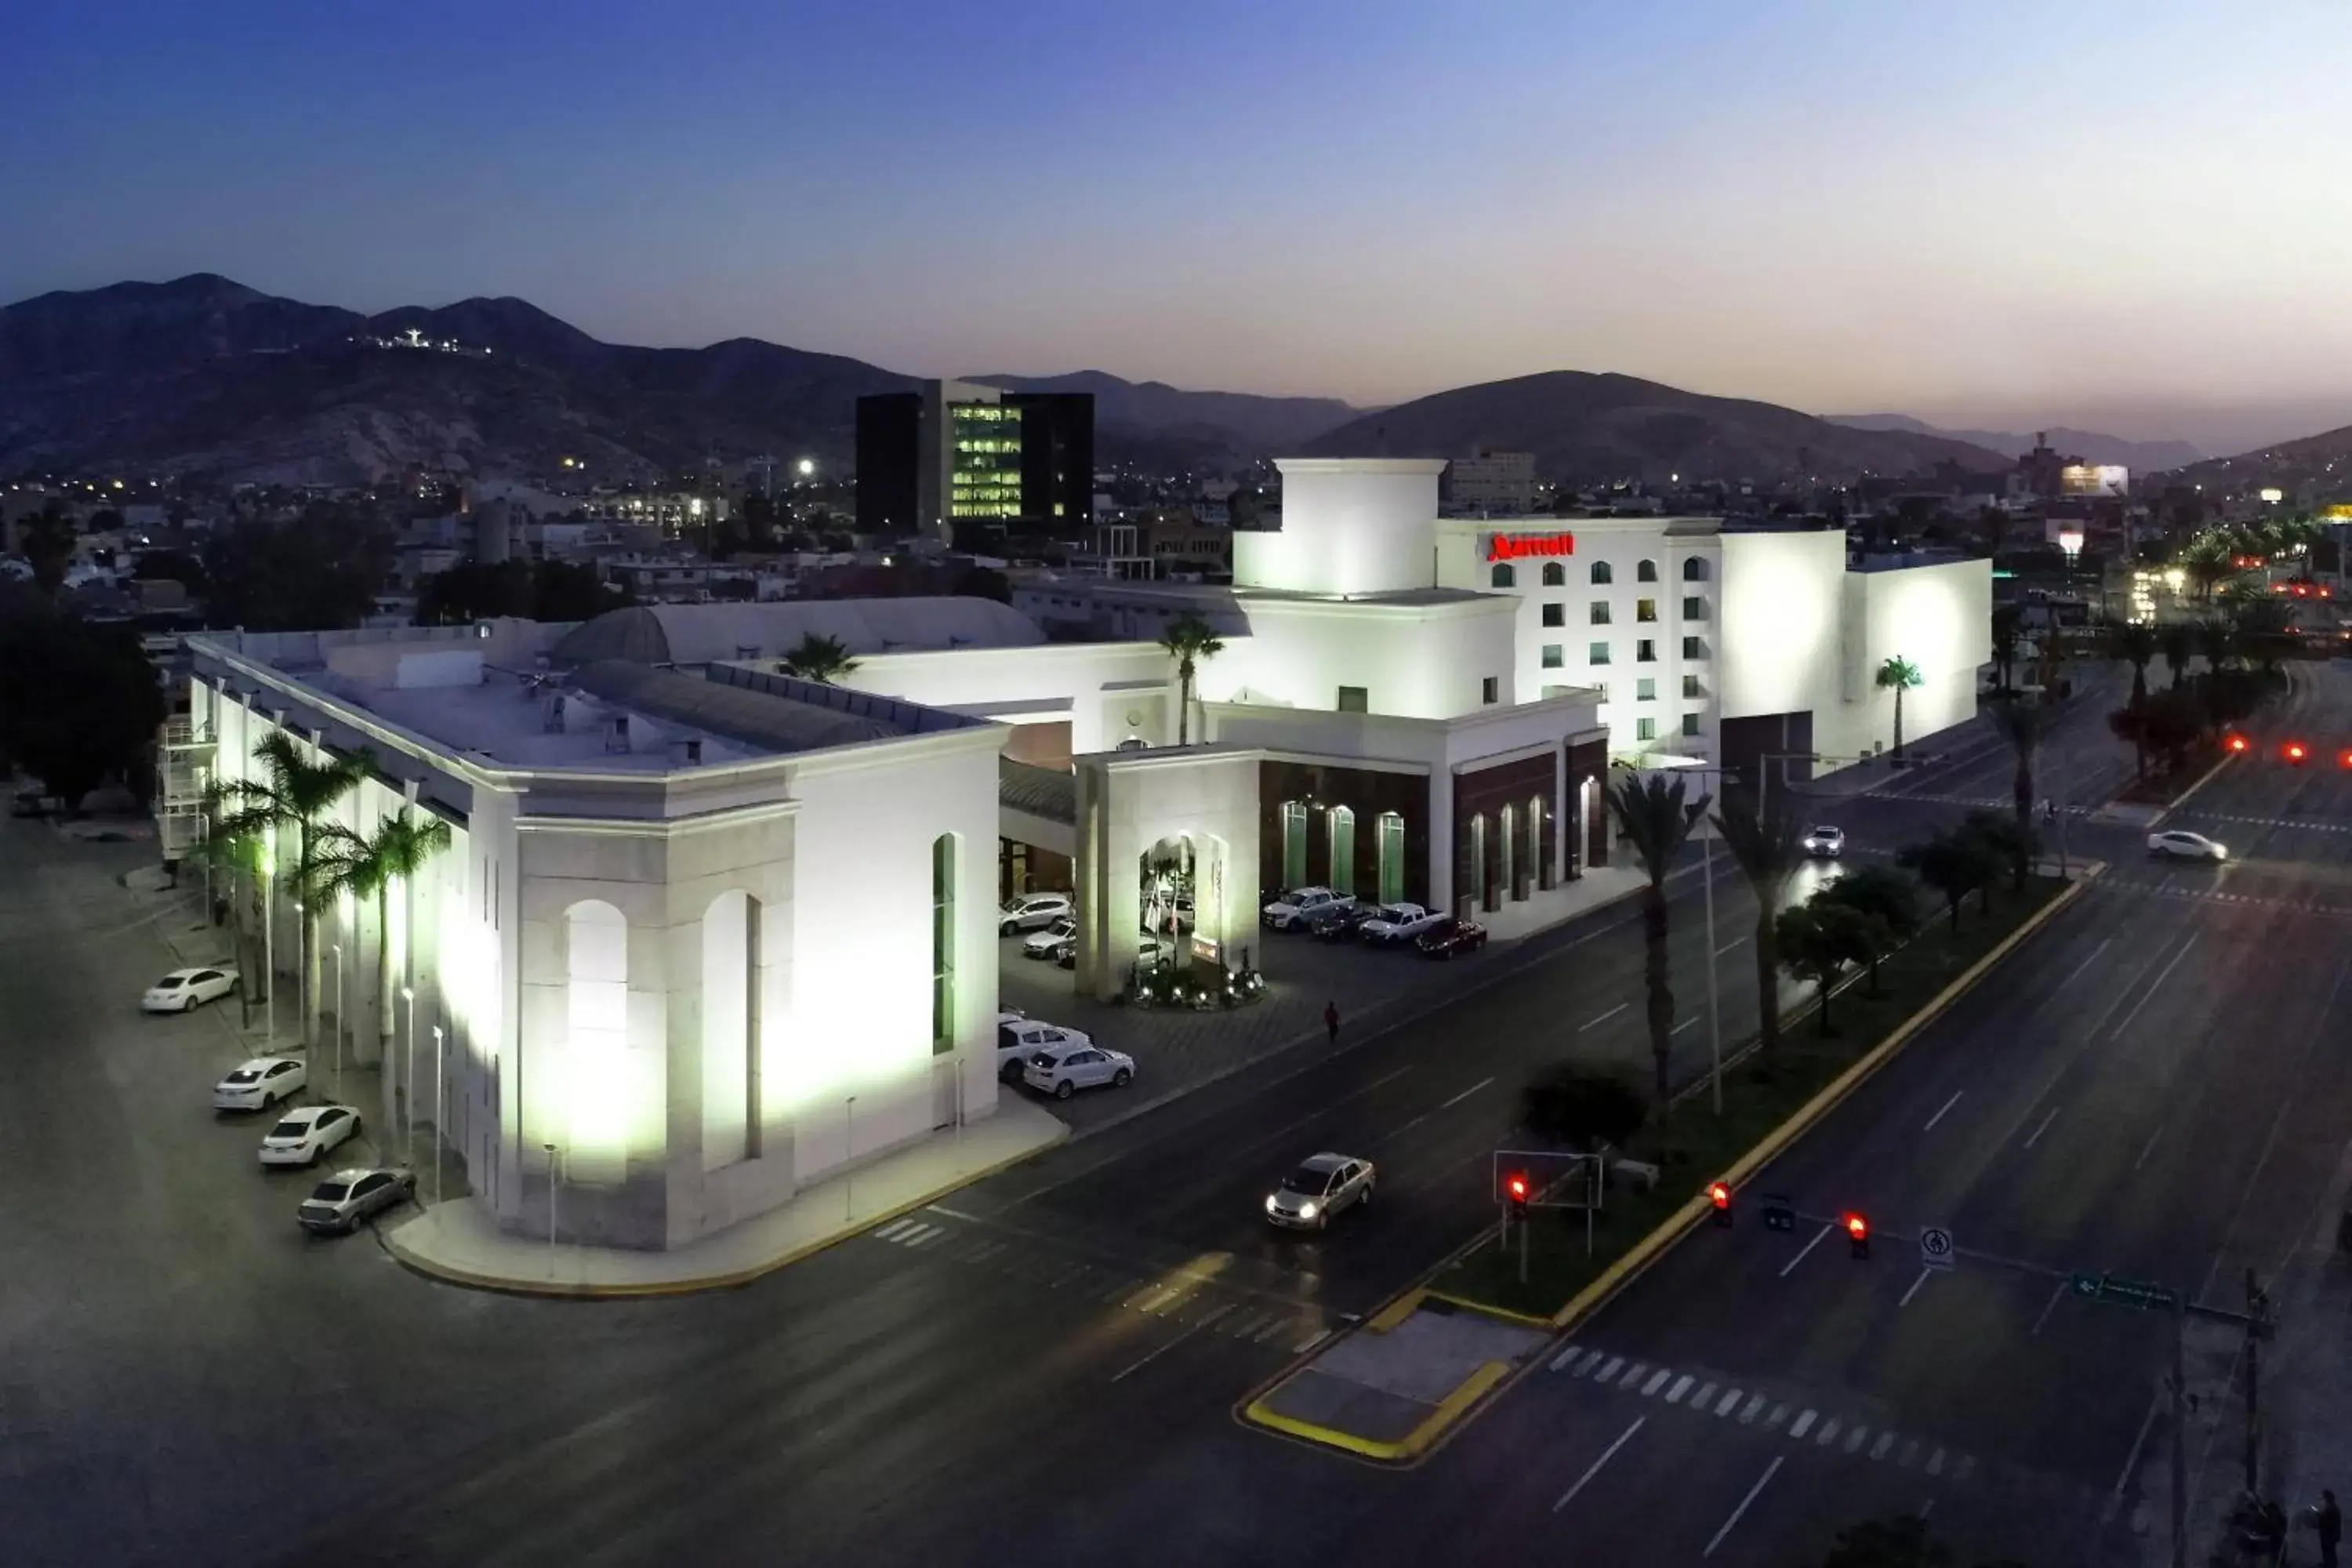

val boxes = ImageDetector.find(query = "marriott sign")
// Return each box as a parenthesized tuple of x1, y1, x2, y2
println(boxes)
(1483, 532, 1575, 564)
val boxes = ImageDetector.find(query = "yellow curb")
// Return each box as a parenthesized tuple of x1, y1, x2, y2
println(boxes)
(1423, 1290, 1555, 1330)
(1365, 1288, 1426, 1334)
(383, 1120, 1069, 1301)
(1242, 1359, 1511, 1463)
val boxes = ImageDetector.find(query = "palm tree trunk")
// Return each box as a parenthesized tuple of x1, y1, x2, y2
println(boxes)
(296, 822, 318, 1047)
(1176, 659, 1194, 746)
(1753, 906, 1779, 1054)
(1893, 690, 1905, 759)
(1642, 886, 1674, 1116)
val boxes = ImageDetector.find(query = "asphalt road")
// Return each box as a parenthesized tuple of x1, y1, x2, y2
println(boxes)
(12, 660, 2349, 1568)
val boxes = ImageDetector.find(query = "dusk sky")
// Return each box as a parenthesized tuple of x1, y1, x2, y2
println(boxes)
(9, 1, 2352, 452)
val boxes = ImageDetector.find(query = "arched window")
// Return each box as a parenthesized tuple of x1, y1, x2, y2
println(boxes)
(1541, 562, 1566, 587)
(1528, 793, 1548, 893)
(1469, 813, 1489, 909)
(1682, 557, 1708, 582)
(1591, 561, 1613, 586)
(1280, 801, 1308, 891)
(564, 900, 630, 1176)
(1327, 806, 1356, 898)
(1637, 558, 1659, 583)
(931, 835, 956, 1055)
(702, 891, 757, 1169)
(1377, 811, 1406, 904)
(1490, 562, 1516, 589)
(1497, 804, 1516, 905)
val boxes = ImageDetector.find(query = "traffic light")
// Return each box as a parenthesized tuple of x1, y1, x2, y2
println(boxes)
(1845, 1211, 1871, 1259)
(1708, 1180, 1733, 1228)
(1504, 1171, 1530, 1214)
(2338, 749, 2352, 771)
(2285, 741, 2309, 765)
(2226, 733, 2251, 754)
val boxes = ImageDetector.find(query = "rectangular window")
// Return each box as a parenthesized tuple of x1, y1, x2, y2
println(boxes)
(1635, 717, 1658, 742)
(1682, 596, 1706, 620)
(1682, 673, 1702, 698)
(1589, 601, 1611, 626)
(1636, 640, 1657, 663)
(1377, 812, 1406, 904)
(1281, 800, 1308, 890)
(1541, 644, 1563, 669)
(1682, 636, 1704, 659)
(1636, 677, 1656, 701)
(1636, 598, 1657, 622)
(1541, 602, 1564, 628)
(1588, 641, 1612, 666)
(1481, 676, 1500, 706)
(1337, 685, 1368, 713)
(1327, 807, 1357, 898)
(931, 837, 956, 1055)
(1681, 712, 1701, 738)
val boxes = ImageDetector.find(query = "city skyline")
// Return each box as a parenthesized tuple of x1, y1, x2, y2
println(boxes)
(9, 2, 2352, 452)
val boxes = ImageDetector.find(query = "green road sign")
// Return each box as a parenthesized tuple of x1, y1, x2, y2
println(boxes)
(2071, 1271, 2177, 1309)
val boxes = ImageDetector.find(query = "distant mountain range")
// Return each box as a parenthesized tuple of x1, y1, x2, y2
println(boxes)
(1304, 371, 2014, 485)
(0, 274, 1358, 486)
(1825, 414, 2201, 471)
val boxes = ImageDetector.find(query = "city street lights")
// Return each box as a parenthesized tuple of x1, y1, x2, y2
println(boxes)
(401, 985, 416, 1149)
(430, 1024, 446, 1206)
(330, 942, 345, 1098)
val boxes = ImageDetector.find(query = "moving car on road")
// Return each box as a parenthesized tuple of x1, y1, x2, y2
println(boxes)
(1265, 1152, 1375, 1230)
(258, 1104, 361, 1167)
(2147, 829, 2227, 862)
(212, 1056, 307, 1112)
(1022, 916, 1078, 960)
(1022, 1040, 1136, 1099)
(999, 892, 1073, 935)
(1802, 826, 1845, 858)
(997, 1018, 1092, 1083)
(1358, 902, 1440, 947)
(142, 967, 239, 1013)
(297, 1167, 416, 1234)
(1415, 916, 1489, 959)
(1261, 886, 1353, 931)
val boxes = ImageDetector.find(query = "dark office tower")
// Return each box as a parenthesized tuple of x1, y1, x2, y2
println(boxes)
(855, 380, 1095, 546)
(1005, 392, 1094, 541)
(854, 390, 920, 534)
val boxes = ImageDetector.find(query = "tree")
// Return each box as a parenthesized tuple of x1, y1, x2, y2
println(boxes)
(2139, 684, 2205, 776)
(1815, 865, 1919, 993)
(209, 732, 364, 1045)
(2107, 700, 2148, 782)
(309, 809, 452, 1065)
(2178, 532, 2236, 602)
(1710, 788, 1804, 1055)
(132, 548, 209, 592)
(2227, 593, 2299, 673)
(2158, 621, 2194, 689)
(1875, 655, 1924, 759)
(1520, 1064, 1647, 1152)
(2194, 616, 2238, 674)
(0, 597, 166, 806)
(2101, 619, 2159, 706)
(1960, 810, 2033, 907)
(1776, 899, 1878, 1036)
(779, 632, 860, 684)
(201, 514, 386, 631)
(1606, 770, 1711, 1113)
(418, 559, 629, 626)
(1986, 696, 2054, 886)
(1987, 604, 2023, 692)
(1899, 829, 1994, 932)
(19, 502, 78, 593)
(1158, 612, 1225, 746)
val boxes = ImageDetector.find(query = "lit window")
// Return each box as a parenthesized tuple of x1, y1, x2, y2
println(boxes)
(1328, 807, 1356, 898)
(1541, 644, 1563, 668)
(1588, 641, 1612, 666)
(1636, 598, 1657, 622)
(1637, 559, 1658, 583)
(1541, 602, 1564, 627)
(1376, 812, 1406, 904)
(931, 836, 956, 1055)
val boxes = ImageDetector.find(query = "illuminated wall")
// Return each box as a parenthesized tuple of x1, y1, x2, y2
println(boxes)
(1235, 459, 1448, 596)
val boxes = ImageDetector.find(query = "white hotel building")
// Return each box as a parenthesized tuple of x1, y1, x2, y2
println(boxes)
(165, 459, 1985, 1258)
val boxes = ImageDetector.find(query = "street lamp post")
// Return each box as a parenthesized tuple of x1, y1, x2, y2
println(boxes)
(431, 1023, 447, 1206)
(262, 865, 276, 1050)
(844, 1096, 858, 1221)
(401, 985, 416, 1150)
(543, 1141, 561, 1276)
(331, 942, 345, 1098)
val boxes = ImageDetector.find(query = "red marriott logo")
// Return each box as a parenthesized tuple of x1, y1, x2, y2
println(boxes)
(1484, 532, 1574, 563)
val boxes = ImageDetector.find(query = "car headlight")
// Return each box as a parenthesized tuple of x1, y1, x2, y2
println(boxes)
(1265, 1194, 1280, 1214)
(1298, 1201, 1318, 1221)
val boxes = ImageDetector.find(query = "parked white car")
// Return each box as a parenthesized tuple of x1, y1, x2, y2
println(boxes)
(1000, 892, 1073, 935)
(298, 1166, 416, 1234)
(1358, 902, 1440, 947)
(212, 1056, 307, 1112)
(1022, 916, 1078, 959)
(1265, 1152, 1377, 1230)
(1802, 826, 1845, 858)
(1022, 1040, 1136, 1100)
(997, 1018, 1092, 1083)
(258, 1104, 362, 1167)
(142, 966, 239, 1013)
(2148, 829, 2227, 862)
(1262, 887, 1354, 931)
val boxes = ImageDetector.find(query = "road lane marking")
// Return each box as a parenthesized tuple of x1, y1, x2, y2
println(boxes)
(1871, 1431, 1896, 1461)
(1899, 1268, 1933, 1308)
(1766, 1403, 1790, 1431)
(967, 1240, 1008, 1262)
(1229, 1309, 1271, 1338)
(1387, 1114, 1428, 1139)
(1597, 1356, 1624, 1382)
(1047, 1265, 1087, 1290)
(1671, 1017, 1697, 1035)
(1252, 1318, 1287, 1343)
(873, 1218, 915, 1240)
(1738, 1395, 1765, 1424)
(1780, 1221, 1833, 1276)
(1714, 1387, 1742, 1417)
(1575, 1351, 1606, 1377)
(924, 1203, 983, 1222)
(2022, 1107, 2060, 1150)
(1135, 1287, 1180, 1314)
(1922, 1091, 1964, 1132)
(1716, 936, 1747, 956)
(1844, 1426, 1869, 1454)
(1666, 1374, 1693, 1404)
(1789, 1410, 1817, 1439)
(1692, 1381, 1716, 1408)
(1549, 1343, 1583, 1372)
(1815, 1418, 1841, 1446)
(1642, 1367, 1673, 1396)
(1618, 1361, 1649, 1388)
(1294, 1327, 1332, 1354)
(899, 1224, 942, 1247)
(1703, 1457, 1784, 1557)
(2082, 933, 2198, 1042)
(2106, 937, 2201, 1040)
(2134, 1123, 2166, 1171)
(1919, 1498, 1934, 1519)
(2056, 937, 2114, 990)
(1110, 1307, 1227, 1384)
(1927, 1448, 1946, 1476)
(1581, 1003, 1629, 1032)
(2030, 1279, 2068, 1335)
(1225, 1065, 1415, 1161)
(1552, 1417, 1646, 1513)
(1439, 1076, 1494, 1109)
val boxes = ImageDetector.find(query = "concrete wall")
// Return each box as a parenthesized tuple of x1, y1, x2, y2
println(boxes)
(1203, 597, 1520, 720)
(1235, 459, 1446, 596)
(829, 642, 1175, 753)
(1073, 747, 1261, 1002)
(1717, 529, 1848, 728)
(1826, 560, 1994, 761)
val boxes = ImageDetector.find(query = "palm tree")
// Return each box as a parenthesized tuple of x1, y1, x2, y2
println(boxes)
(1875, 656, 1924, 760)
(1709, 788, 1803, 1056)
(1775, 900, 1876, 1036)
(1606, 770, 1711, 1115)
(1157, 612, 1225, 746)
(210, 732, 364, 1045)
(1899, 829, 1994, 933)
(779, 632, 860, 684)
(1816, 865, 1919, 994)
(2102, 620, 2158, 705)
(1987, 696, 2055, 886)
(1989, 605, 2024, 694)
(2158, 622, 2194, 689)
(309, 810, 453, 1073)
(2195, 617, 2238, 675)
(2178, 532, 2236, 603)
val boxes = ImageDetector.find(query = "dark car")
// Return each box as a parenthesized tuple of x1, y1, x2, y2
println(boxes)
(1415, 916, 1488, 959)
(297, 1166, 417, 1235)
(1301, 902, 1374, 941)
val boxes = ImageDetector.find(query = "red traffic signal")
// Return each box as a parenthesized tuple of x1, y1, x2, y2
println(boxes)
(1708, 1180, 1733, 1227)
(2226, 733, 2251, 753)
(2285, 741, 2309, 765)
(2339, 750, 2352, 771)
(1844, 1211, 1871, 1258)
(1504, 1172, 1530, 1207)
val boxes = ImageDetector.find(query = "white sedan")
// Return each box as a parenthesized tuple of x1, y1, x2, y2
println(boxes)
(1265, 1152, 1377, 1230)
(1022, 1040, 1136, 1100)
(1022, 916, 1077, 959)
(143, 967, 238, 1013)
(259, 1104, 362, 1167)
(999, 893, 1073, 935)
(2148, 829, 2227, 862)
(212, 1056, 307, 1112)
(1802, 826, 1846, 858)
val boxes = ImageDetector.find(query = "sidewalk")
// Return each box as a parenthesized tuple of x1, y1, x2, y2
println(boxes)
(383, 1098, 1067, 1298)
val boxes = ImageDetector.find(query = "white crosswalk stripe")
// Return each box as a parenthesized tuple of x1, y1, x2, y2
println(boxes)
(873, 1218, 916, 1240)
(1618, 1361, 1649, 1389)
(1739, 1395, 1766, 1425)
(1666, 1375, 1693, 1404)
(1575, 1351, 1606, 1377)
(1714, 1388, 1742, 1417)
(1597, 1356, 1624, 1382)
(1766, 1403, 1791, 1432)
(1789, 1410, 1817, 1439)
(1927, 1447, 1947, 1476)
(1642, 1368, 1674, 1396)
(1690, 1381, 1715, 1409)
(899, 1224, 943, 1247)
(1900, 1439, 1922, 1468)
(1843, 1426, 1868, 1454)
(1815, 1418, 1841, 1446)
(1550, 1343, 1583, 1372)
(1871, 1431, 1896, 1461)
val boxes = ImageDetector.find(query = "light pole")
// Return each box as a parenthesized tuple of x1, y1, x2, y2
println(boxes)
(543, 1141, 561, 1276)
(331, 942, 345, 1098)
(262, 858, 276, 1051)
(844, 1096, 858, 1221)
(401, 985, 416, 1151)
(431, 1023, 447, 1206)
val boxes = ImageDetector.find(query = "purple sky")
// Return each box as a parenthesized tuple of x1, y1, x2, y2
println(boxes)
(7, 0, 2352, 452)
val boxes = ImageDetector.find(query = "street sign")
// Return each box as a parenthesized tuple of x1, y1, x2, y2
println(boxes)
(2071, 1271, 2178, 1310)
(1919, 1226, 1955, 1272)
(1762, 1192, 1795, 1232)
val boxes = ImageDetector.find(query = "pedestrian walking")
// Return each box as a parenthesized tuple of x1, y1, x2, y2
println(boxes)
(1323, 1000, 1341, 1045)
(2317, 1489, 2342, 1568)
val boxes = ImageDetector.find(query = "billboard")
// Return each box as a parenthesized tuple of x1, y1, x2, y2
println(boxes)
(2060, 464, 2129, 498)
